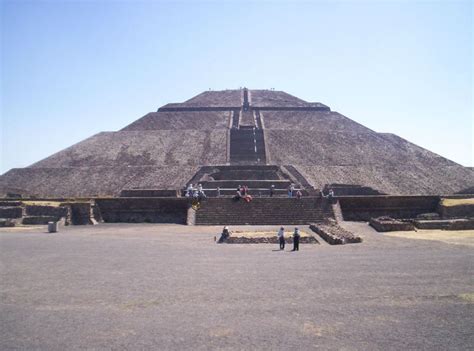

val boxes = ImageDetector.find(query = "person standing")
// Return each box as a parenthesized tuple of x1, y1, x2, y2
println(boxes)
(292, 227, 300, 251)
(270, 184, 275, 197)
(288, 184, 294, 198)
(186, 183, 194, 197)
(277, 226, 285, 250)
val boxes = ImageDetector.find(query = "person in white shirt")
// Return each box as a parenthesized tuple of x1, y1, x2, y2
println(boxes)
(186, 183, 193, 197)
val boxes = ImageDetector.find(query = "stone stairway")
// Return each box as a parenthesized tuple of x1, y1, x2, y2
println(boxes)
(186, 165, 308, 197)
(195, 197, 334, 225)
(200, 179, 291, 190)
(231, 110, 240, 128)
(229, 127, 266, 164)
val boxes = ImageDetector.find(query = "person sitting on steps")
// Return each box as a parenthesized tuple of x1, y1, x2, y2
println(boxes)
(233, 185, 242, 201)
(218, 226, 231, 243)
(296, 190, 302, 199)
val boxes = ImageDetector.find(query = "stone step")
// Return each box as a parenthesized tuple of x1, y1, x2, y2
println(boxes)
(195, 197, 334, 225)
(22, 215, 62, 225)
(199, 180, 292, 189)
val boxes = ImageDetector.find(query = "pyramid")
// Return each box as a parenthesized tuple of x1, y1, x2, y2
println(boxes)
(1, 88, 472, 197)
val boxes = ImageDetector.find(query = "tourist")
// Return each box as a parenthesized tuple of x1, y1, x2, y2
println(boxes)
(270, 184, 275, 197)
(288, 184, 295, 198)
(243, 193, 253, 203)
(218, 226, 231, 243)
(234, 185, 242, 200)
(296, 190, 302, 199)
(328, 188, 335, 201)
(195, 184, 206, 199)
(216, 187, 221, 197)
(186, 183, 194, 197)
(292, 227, 300, 251)
(277, 226, 285, 250)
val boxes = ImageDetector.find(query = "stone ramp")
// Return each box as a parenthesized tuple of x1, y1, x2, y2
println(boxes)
(195, 197, 334, 225)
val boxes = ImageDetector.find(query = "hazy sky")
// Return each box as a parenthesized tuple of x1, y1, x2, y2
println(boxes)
(1, 0, 472, 174)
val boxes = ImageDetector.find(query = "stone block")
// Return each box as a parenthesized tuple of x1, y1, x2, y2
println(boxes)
(370, 217, 415, 232)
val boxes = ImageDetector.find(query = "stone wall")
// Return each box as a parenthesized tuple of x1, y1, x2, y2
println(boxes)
(414, 219, 474, 230)
(96, 198, 189, 224)
(369, 217, 415, 232)
(25, 205, 68, 217)
(339, 196, 440, 221)
(438, 204, 474, 219)
(0, 207, 23, 218)
(120, 189, 179, 197)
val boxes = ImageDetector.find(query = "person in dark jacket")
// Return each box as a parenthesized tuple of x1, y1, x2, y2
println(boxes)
(270, 184, 275, 197)
(218, 226, 231, 243)
(277, 226, 285, 250)
(292, 227, 300, 251)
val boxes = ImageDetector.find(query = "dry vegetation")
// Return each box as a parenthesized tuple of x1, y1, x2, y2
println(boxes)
(441, 198, 474, 207)
(22, 201, 61, 207)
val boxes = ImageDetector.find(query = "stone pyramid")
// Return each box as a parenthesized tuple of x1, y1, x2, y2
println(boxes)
(1, 89, 472, 197)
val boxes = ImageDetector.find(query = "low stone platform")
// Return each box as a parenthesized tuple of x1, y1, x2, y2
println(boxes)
(414, 218, 474, 230)
(219, 230, 318, 244)
(310, 222, 362, 245)
(370, 217, 415, 232)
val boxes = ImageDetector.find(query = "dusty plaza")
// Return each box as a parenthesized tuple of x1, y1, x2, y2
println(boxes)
(1, 223, 473, 350)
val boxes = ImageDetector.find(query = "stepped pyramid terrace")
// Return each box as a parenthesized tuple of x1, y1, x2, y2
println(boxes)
(1, 88, 472, 197)
(0, 88, 473, 226)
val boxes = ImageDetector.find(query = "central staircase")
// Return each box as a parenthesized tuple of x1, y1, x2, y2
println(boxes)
(229, 127, 266, 165)
(195, 197, 334, 225)
(188, 88, 333, 225)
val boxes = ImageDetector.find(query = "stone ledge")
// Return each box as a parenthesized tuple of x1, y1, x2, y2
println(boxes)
(370, 217, 415, 232)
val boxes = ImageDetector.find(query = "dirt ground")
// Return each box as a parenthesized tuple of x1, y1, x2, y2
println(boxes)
(1, 222, 473, 350)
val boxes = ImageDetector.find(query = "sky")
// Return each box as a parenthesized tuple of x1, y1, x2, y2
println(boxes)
(1, 0, 472, 174)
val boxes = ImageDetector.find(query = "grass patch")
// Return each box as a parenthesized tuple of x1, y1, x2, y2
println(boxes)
(441, 198, 474, 207)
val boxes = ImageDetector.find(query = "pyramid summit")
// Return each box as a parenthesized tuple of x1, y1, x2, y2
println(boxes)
(1, 88, 473, 198)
